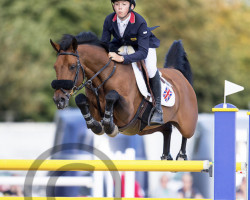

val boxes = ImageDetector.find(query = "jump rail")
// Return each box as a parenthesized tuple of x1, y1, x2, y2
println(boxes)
(0, 198, 211, 200)
(0, 160, 209, 172)
(0, 160, 245, 172)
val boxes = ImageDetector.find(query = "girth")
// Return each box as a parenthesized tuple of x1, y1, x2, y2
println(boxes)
(118, 97, 153, 135)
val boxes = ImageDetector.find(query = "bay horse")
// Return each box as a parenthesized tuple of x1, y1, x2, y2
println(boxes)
(50, 32, 198, 160)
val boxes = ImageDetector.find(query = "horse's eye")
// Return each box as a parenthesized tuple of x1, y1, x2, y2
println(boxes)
(70, 65, 76, 70)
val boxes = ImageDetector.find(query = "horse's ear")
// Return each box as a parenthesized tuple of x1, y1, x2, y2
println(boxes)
(72, 37, 78, 52)
(50, 39, 60, 53)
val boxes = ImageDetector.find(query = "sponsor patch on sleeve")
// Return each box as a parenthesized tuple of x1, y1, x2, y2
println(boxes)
(143, 31, 148, 34)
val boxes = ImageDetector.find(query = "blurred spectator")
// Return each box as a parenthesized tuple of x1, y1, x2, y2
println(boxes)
(0, 185, 5, 196)
(152, 173, 177, 198)
(2, 185, 23, 196)
(177, 173, 203, 199)
(121, 173, 145, 197)
(236, 177, 246, 200)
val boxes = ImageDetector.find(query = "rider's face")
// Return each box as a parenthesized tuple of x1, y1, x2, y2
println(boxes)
(113, 1, 131, 20)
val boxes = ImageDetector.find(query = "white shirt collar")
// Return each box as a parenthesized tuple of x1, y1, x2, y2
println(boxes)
(117, 13, 131, 26)
(117, 13, 131, 37)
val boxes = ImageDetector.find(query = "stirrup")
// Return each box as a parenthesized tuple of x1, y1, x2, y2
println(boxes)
(149, 107, 164, 126)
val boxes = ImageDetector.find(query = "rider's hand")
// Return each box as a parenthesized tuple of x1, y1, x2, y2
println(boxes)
(108, 52, 124, 63)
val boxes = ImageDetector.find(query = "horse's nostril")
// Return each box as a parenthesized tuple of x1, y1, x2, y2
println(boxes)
(53, 97, 65, 109)
(58, 97, 68, 109)
(59, 97, 65, 104)
(53, 94, 69, 109)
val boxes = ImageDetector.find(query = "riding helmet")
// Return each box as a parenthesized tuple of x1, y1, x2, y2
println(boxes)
(111, 0, 136, 8)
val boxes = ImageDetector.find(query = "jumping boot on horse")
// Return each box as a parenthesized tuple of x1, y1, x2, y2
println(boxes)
(149, 70, 164, 125)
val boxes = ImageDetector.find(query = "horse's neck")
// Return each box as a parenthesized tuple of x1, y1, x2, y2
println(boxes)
(79, 45, 111, 86)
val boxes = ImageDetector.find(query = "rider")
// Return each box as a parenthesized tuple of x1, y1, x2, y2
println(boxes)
(101, 0, 164, 125)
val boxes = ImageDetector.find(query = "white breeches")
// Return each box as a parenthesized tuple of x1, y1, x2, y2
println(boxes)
(118, 46, 158, 78)
(145, 48, 157, 78)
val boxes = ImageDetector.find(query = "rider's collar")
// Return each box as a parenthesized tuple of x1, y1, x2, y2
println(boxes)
(112, 11, 135, 24)
(117, 13, 131, 26)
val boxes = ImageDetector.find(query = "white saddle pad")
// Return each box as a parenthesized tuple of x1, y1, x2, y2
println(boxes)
(132, 63, 175, 107)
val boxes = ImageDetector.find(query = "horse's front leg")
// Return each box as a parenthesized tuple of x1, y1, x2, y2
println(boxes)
(102, 90, 120, 137)
(75, 94, 104, 135)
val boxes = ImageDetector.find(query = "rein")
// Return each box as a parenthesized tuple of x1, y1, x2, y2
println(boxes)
(56, 51, 116, 117)
(82, 58, 116, 118)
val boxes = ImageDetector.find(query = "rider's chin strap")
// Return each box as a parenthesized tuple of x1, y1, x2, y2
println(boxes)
(128, 3, 133, 13)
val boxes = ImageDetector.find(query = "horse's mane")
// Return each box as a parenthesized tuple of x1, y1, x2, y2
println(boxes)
(59, 31, 109, 52)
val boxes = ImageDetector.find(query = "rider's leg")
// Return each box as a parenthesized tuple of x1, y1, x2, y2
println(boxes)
(149, 70, 164, 125)
(145, 48, 164, 125)
(145, 48, 158, 79)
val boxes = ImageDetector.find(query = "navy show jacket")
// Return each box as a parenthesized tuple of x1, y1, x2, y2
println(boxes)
(101, 11, 160, 64)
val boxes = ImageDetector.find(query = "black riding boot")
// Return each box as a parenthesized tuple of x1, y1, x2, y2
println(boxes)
(149, 70, 164, 125)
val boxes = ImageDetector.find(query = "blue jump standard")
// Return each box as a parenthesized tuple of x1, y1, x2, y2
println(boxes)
(248, 111, 250, 200)
(213, 103, 238, 200)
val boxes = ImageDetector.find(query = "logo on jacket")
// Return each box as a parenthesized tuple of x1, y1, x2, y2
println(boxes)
(130, 38, 137, 41)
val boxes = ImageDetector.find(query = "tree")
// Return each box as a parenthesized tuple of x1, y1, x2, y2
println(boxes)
(0, 0, 111, 121)
(140, 0, 250, 112)
(1, 0, 250, 121)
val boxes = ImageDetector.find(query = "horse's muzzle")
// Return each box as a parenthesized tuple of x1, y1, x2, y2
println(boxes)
(53, 95, 69, 109)
(51, 80, 74, 90)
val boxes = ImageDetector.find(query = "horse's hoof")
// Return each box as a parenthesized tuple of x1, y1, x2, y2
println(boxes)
(92, 122, 105, 135)
(161, 154, 173, 160)
(106, 125, 119, 137)
(176, 151, 188, 160)
(102, 118, 118, 136)
(87, 121, 104, 135)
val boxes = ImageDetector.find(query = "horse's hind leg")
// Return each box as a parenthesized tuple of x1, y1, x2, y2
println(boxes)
(161, 122, 173, 160)
(176, 137, 188, 160)
(102, 90, 119, 137)
(75, 94, 104, 135)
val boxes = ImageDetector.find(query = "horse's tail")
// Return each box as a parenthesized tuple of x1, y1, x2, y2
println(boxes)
(164, 40, 193, 86)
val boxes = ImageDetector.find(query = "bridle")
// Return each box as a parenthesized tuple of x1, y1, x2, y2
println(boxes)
(52, 50, 116, 117)
(54, 51, 85, 99)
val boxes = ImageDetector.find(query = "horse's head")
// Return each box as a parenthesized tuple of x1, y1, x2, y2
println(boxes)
(50, 35, 84, 109)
